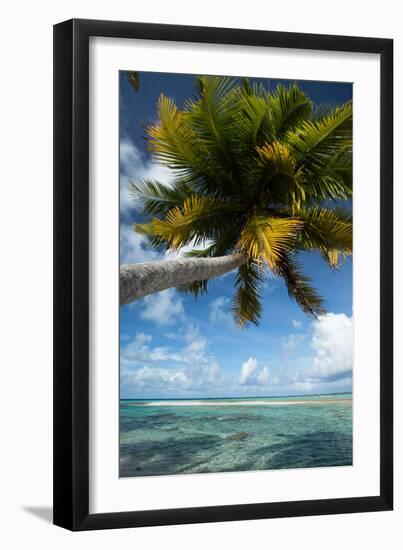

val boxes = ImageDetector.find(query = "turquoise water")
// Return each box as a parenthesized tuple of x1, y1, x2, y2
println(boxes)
(120, 394, 352, 477)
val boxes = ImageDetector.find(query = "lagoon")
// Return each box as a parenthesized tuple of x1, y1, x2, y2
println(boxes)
(120, 394, 352, 477)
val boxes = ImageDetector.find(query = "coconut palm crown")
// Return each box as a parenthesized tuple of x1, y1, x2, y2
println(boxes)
(128, 76, 352, 327)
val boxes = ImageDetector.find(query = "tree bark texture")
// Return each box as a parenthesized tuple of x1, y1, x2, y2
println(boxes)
(120, 254, 247, 305)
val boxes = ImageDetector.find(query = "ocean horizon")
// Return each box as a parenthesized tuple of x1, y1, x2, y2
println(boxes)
(121, 391, 351, 401)
(120, 393, 352, 477)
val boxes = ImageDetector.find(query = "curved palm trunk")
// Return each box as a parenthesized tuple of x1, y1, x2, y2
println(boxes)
(120, 254, 247, 305)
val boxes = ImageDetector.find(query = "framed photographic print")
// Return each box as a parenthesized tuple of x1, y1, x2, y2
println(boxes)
(53, 19, 393, 530)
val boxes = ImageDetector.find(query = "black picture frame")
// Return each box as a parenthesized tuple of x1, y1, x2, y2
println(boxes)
(53, 18, 393, 531)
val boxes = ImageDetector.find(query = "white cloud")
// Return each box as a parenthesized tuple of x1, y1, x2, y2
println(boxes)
(183, 325, 207, 359)
(127, 360, 226, 393)
(120, 139, 142, 176)
(120, 222, 158, 265)
(240, 357, 258, 384)
(132, 366, 191, 390)
(134, 332, 152, 345)
(256, 366, 270, 385)
(239, 357, 270, 386)
(121, 325, 209, 367)
(282, 332, 305, 355)
(121, 325, 228, 394)
(180, 326, 227, 389)
(292, 319, 303, 330)
(140, 289, 185, 326)
(209, 296, 233, 326)
(119, 138, 173, 266)
(121, 332, 184, 365)
(310, 313, 353, 380)
(262, 312, 353, 394)
(120, 139, 211, 265)
(120, 138, 172, 214)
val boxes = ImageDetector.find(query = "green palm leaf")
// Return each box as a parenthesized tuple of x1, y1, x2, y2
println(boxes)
(287, 101, 352, 169)
(237, 215, 303, 269)
(186, 76, 238, 147)
(136, 195, 240, 250)
(274, 254, 325, 317)
(177, 278, 209, 298)
(147, 94, 204, 178)
(269, 83, 313, 135)
(128, 179, 193, 218)
(294, 206, 352, 268)
(184, 228, 239, 259)
(180, 231, 240, 297)
(232, 261, 264, 327)
(236, 82, 274, 147)
(255, 142, 306, 206)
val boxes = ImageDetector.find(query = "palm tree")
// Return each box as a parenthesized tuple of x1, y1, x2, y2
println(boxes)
(120, 76, 352, 327)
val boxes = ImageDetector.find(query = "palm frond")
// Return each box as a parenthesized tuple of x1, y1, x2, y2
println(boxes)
(269, 83, 313, 135)
(237, 215, 303, 269)
(305, 173, 352, 203)
(304, 148, 353, 203)
(255, 142, 306, 206)
(323, 249, 342, 269)
(232, 261, 264, 327)
(311, 101, 344, 121)
(185, 76, 239, 169)
(184, 230, 239, 258)
(294, 206, 352, 267)
(274, 254, 325, 317)
(179, 230, 241, 297)
(327, 149, 353, 191)
(128, 179, 193, 218)
(135, 195, 240, 249)
(241, 78, 253, 96)
(177, 278, 209, 298)
(147, 94, 204, 175)
(236, 83, 274, 148)
(148, 87, 243, 201)
(286, 101, 352, 182)
(184, 244, 217, 258)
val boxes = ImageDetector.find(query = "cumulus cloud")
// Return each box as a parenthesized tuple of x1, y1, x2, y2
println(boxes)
(240, 357, 257, 384)
(140, 289, 185, 326)
(239, 357, 270, 386)
(127, 361, 225, 393)
(292, 319, 303, 330)
(121, 332, 184, 365)
(131, 366, 191, 390)
(122, 326, 209, 367)
(262, 312, 353, 394)
(121, 325, 228, 395)
(310, 313, 353, 381)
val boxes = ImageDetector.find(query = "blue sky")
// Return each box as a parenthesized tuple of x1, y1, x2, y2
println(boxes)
(119, 71, 353, 399)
